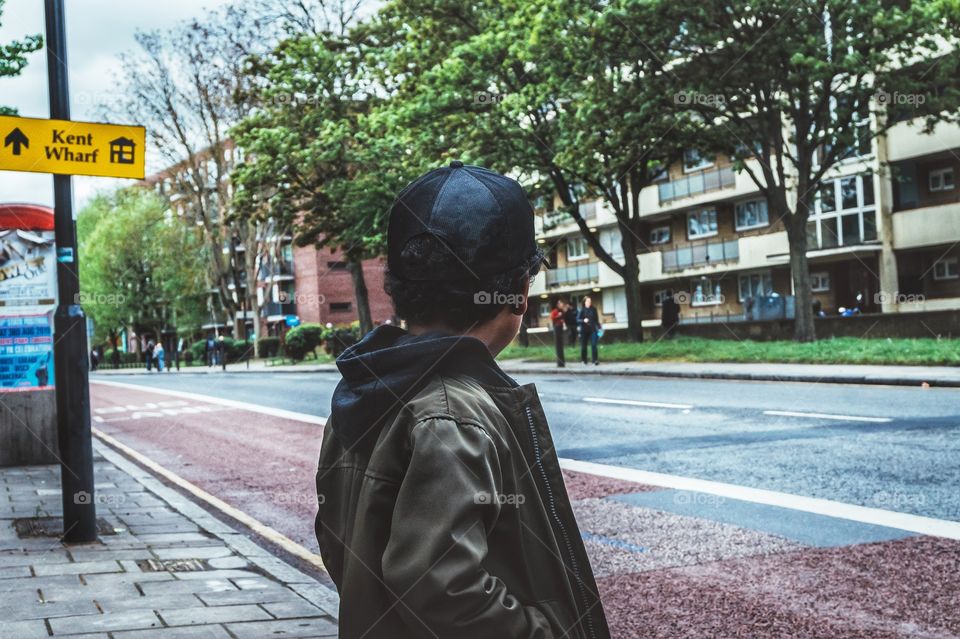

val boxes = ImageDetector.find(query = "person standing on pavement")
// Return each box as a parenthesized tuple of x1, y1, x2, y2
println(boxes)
(549, 299, 567, 368)
(154, 342, 165, 373)
(563, 299, 578, 345)
(315, 161, 610, 639)
(145, 338, 155, 372)
(577, 296, 601, 365)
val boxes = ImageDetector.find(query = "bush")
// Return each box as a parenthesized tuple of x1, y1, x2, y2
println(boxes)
(188, 340, 207, 363)
(257, 336, 280, 358)
(283, 325, 315, 361)
(321, 323, 360, 358)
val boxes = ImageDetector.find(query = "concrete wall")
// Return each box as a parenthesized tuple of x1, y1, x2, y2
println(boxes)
(0, 389, 58, 466)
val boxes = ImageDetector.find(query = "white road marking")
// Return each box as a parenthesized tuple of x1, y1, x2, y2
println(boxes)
(583, 396, 693, 410)
(763, 410, 892, 423)
(559, 458, 960, 541)
(93, 427, 327, 572)
(91, 379, 327, 426)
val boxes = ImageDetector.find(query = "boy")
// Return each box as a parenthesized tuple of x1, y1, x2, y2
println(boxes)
(316, 161, 610, 639)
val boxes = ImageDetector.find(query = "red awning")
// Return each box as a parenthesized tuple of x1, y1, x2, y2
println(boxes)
(0, 204, 55, 231)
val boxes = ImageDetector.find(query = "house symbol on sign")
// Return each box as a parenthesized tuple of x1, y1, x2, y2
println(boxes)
(109, 137, 136, 164)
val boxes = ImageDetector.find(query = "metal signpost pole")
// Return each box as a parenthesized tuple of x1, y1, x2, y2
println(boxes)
(45, 0, 97, 542)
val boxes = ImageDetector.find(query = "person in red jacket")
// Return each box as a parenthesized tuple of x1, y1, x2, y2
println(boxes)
(549, 299, 567, 367)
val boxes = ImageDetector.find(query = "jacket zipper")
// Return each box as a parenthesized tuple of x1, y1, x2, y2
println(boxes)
(524, 404, 597, 639)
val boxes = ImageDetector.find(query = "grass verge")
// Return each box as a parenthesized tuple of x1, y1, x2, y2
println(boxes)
(499, 336, 960, 366)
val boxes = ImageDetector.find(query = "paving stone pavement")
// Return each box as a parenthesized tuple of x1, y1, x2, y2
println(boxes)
(0, 442, 339, 638)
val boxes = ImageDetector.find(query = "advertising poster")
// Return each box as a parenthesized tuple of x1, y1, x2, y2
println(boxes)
(0, 314, 54, 391)
(0, 230, 57, 311)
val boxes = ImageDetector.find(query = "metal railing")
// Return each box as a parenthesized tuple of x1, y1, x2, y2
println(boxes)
(541, 200, 598, 231)
(662, 238, 739, 271)
(658, 166, 736, 203)
(546, 261, 599, 287)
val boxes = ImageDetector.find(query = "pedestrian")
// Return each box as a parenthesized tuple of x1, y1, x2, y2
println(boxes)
(661, 289, 680, 338)
(563, 299, 578, 345)
(206, 335, 215, 367)
(577, 296, 601, 365)
(89, 348, 99, 371)
(145, 339, 155, 372)
(154, 342, 165, 373)
(315, 161, 610, 639)
(549, 299, 567, 367)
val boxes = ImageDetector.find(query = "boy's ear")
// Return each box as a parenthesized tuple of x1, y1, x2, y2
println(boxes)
(510, 277, 531, 316)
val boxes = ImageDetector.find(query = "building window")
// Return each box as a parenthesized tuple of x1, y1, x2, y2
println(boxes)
(687, 208, 718, 239)
(811, 272, 831, 292)
(653, 289, 669, 307)
(735, 199, 769, 231)
(690, 278, 723, 306)
(566, 236, 589, 261)
(539, 301, 552, 317)
(330, 302, 352, 313)
(327, 261, 349, 271)
(929, 168, 956, 192)
(650, 225, 671, 245)
(933, 257, 959, 280)
(737, 271, 773, 301)
(808, 173, 877, 249)
(683, 149, 714, 173)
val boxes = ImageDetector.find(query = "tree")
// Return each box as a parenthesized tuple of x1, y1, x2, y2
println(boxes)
(233, 30, 417, 335)
(112, 4, 275, 344)
(664, 0, 960, 341)
(0, 0, 42, 115)
(78, 188, 207, 350)
(361, 0, 694, 341)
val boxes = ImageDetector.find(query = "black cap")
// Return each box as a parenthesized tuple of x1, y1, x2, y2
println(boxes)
(387, 161, 539, 281)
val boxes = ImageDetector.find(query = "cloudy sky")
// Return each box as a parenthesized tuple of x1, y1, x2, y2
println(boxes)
(0, 0, 233, 209)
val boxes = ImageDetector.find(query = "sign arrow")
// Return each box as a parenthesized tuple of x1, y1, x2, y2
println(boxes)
(4, 127, 29, 155)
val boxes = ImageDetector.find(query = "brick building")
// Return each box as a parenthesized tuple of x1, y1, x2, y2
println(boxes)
(291, 245, 394, 327)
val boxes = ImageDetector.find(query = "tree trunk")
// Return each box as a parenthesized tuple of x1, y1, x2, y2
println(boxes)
(348, 258, 373, 335)
(619, 221, 645, 343)
(786, 217, 816, 342)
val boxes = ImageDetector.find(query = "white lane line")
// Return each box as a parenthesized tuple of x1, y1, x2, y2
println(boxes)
(764, 410, 892, 423)
(559, 458, 960, 541)
(583, 396, 693, 410)
(93, 427, 327, 572)
(91, 379, 327, 426)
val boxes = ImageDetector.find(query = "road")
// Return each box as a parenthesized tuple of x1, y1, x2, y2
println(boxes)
(88, 370, 960, 638)
(93, 370, 960, 520)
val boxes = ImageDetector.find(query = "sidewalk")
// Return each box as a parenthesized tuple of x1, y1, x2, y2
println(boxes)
(94, 358, 960, 387)
(0, 441, 339, 638)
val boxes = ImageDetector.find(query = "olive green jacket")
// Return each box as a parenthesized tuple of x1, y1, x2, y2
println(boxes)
(316, 374, 610, 639)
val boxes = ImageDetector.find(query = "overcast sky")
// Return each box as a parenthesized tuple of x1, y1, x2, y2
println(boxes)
(0, 0, 233, 210)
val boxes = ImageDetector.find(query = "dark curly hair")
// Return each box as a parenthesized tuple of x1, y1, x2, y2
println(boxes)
(385, 234, 545, 331)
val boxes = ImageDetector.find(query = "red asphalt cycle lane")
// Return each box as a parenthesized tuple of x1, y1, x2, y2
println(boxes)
(90, 382, 960, 639)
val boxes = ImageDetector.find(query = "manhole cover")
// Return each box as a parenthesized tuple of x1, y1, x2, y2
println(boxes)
(14, 517, 119, 538)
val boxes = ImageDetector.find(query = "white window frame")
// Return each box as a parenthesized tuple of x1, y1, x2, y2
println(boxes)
(690, 278, 723, 306)
(811, 272, 831, 292)
(538, 301, 552, 317)
(810, 174, 877, 249)
(653, 289, 669, 307)
(687, 208, 718, 239)
(650, 225, 671, 245)
(933, 257, 959, 281)
(566, 236, 589, 261)
(734, 199, 770, 231)
(737, 271, 773, 302)
(929, 167, 956, 192)
(683, 149, 714, 173)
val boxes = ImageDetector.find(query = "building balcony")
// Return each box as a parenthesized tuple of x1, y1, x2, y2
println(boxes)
(658, 166, 736, 204)
(892, 202, 960, 250)
(662, 238, 739, 272)
(546, 261, 600, 287)
(261, 301, 297, 318)
(260, 262, 295, 281)
(540, 200, 598, 233)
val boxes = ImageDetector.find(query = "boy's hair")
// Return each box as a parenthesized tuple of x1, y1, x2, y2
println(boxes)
(385, 234, 546, 331)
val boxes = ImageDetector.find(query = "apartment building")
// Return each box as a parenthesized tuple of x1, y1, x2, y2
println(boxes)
(526, 114, 960, 334)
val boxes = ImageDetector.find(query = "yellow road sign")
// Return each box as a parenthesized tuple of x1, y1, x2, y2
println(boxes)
(0, 115, 145, 179)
